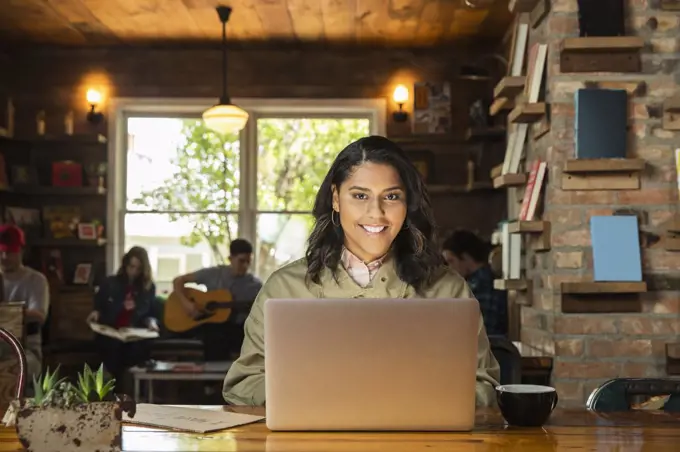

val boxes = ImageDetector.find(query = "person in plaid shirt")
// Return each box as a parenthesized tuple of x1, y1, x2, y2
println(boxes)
(442, 230, 508, 337)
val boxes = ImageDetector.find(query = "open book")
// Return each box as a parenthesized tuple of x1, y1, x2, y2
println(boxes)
(89, 322, 159, 342)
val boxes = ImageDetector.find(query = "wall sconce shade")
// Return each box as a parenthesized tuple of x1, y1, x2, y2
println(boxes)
(202, 103, 249, 135)
(392, 84, 409, 123)
(86, 88, 104, 125)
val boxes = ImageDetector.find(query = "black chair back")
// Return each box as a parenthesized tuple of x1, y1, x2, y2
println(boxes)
(488, 335, 522, 385)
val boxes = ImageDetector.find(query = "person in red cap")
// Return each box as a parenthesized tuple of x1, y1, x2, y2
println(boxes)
(0, 224, 49, 381)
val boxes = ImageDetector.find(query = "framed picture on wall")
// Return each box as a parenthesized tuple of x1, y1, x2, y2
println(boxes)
(73, 263, 93, 285)
(407, 150, 434, 183)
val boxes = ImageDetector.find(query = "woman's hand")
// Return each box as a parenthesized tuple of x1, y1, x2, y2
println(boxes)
(147, 318, 160, 332)
(86, 310, 100, 324)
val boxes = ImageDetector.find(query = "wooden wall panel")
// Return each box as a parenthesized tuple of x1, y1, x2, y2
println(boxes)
(6, 43, 506, 239)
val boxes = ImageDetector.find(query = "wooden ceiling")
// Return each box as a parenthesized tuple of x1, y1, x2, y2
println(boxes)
(0, 0, 512, 46)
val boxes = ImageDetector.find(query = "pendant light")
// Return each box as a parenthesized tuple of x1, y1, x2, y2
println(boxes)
(202, 5, 249, 134)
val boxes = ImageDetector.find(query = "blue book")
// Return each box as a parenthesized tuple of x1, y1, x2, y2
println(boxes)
(575, 88, 628, 159)
(590, 216, 642, 282)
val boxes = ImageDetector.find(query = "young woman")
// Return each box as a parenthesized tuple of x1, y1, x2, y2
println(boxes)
(86, 246, 159, 386)
(222, 136, 500, 406)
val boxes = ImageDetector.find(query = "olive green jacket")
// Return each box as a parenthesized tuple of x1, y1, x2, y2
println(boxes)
(222, 258, 501, 407)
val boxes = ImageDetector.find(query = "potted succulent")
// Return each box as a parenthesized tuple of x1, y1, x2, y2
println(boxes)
(0, 328, 136, 452)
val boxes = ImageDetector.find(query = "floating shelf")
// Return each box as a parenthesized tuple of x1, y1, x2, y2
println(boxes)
(561, 281, 646, 314)
(561, 158, 645, 191)
(464, 127, 506, 142)
(489, 97, 514, 116)
(508, 220, 551, 251)
(493, 173, 527, 189)
(493, 76, 525, 99)
(561, 281, 647, 294)
(509, 102, 545, 124)
(662, 95, 680, 130)
(0, 134, 107, 145)
(560, 36, 644, 73)
(30, 238, 107, 247)
(494, 279, 528, 291)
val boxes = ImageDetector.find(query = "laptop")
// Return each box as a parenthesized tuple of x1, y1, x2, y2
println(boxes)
(577, 0, 625, 37)
(264, 297, 480, 431)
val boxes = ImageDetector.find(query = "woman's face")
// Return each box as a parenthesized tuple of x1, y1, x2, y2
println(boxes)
(332, 162, 407, 262)
(126, 256, 142, 280)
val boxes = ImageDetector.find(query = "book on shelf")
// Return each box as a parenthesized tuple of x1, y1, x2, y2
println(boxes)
(519, 160, 547, 221)
(89, 322, 159, 342)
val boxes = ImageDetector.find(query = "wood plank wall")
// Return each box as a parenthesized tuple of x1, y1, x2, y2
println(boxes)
(4, 43, 506, 237)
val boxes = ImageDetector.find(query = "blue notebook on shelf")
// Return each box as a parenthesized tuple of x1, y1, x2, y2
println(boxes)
(575, 88, 628, 159)
(590, 216, 642, 282)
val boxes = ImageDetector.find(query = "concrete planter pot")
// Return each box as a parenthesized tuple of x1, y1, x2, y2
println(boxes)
(15, 400, 134, 452)
(0, 328, 136, 452)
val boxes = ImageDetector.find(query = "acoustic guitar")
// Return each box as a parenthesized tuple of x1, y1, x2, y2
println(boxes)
(163, 288, 254, 333)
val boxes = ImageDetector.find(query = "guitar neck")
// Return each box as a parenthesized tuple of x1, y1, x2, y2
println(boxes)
(210, 300, 254, 308)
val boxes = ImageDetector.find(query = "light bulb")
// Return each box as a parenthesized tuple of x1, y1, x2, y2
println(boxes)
(393, 85, 409, 104)
(86, 89, 102, 105)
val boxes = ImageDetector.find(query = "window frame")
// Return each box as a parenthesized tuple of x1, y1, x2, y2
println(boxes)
(108, 97, 386, 274)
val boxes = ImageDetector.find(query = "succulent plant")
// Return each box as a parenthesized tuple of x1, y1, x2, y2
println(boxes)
(30, 366, 66, 406)
(75, 364, 116, 403)
(26, 363, 116, 408)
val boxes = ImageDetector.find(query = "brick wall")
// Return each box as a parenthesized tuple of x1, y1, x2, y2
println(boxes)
(4, 43, 507, 237)
(518, 1, 680, 406)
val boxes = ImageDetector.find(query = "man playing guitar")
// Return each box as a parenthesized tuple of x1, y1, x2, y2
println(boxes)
(172, 239, 262, 360)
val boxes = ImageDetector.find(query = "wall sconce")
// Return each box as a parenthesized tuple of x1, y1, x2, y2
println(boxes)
(86, 88, 104, 124)
(392, 84, 409, 123)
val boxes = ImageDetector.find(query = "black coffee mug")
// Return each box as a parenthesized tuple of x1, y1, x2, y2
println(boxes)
(496, 384, 558, 427)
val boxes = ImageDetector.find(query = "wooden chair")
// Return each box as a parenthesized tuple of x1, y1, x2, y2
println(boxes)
(488, 335, 522, 385)
(0, 301, 26, 412)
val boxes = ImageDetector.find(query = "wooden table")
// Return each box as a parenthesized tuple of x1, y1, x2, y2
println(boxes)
(1, 406, 679, 451)
(128, 361, 233, 403)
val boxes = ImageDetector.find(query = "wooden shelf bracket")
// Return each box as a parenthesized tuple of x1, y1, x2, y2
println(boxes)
(662, 95, 680, 130)
(560, 36, 644, 73)
(508, 220, 551, 251)
(560, 281, 647, 314)
(561, 158, 645, 191)
(509, 102, 546, 124)
(493, 173, 527, 189)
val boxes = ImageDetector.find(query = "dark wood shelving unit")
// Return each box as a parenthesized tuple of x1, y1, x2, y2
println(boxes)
(0, 134, 108, 286)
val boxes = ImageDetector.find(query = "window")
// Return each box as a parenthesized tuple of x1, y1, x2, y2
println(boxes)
(112, 99, 385, 282)
(254, 118, 370, 280)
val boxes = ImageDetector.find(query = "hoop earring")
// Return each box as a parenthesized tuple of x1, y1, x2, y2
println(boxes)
(331, 210, 340, 227)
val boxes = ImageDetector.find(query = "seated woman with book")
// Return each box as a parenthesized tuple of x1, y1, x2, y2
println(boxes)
(86, 246, 159, 387)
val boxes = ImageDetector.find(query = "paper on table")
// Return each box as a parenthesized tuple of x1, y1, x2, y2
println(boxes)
(122, 404, 264, 433)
